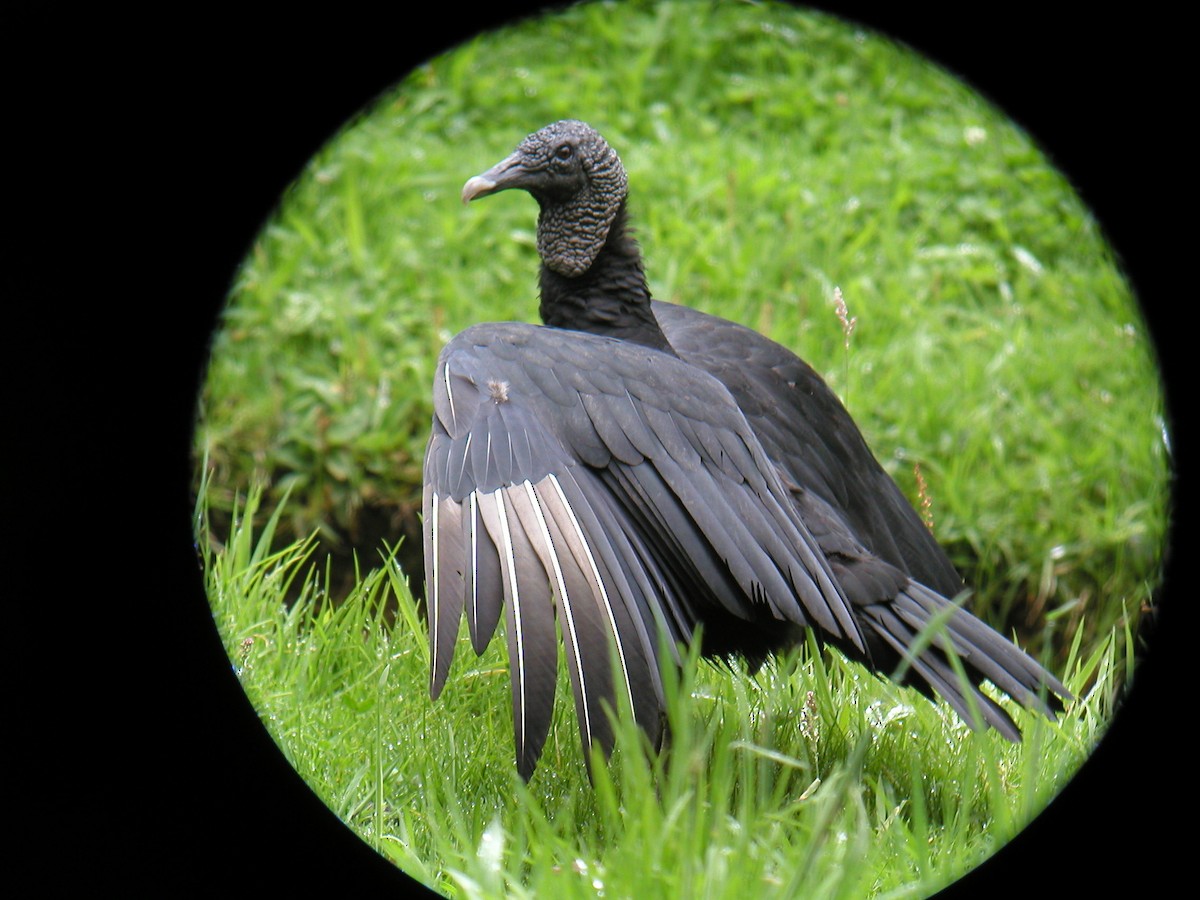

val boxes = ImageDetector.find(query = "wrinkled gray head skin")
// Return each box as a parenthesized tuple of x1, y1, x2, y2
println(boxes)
(462, 120, 629, 277)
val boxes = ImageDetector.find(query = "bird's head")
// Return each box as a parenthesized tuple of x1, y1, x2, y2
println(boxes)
(462, 120, 628, 277)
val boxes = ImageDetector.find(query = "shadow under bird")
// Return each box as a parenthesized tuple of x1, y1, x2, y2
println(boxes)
(422, 120, 1070, 779)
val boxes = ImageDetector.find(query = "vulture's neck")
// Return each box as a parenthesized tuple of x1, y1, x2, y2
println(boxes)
(538, 202, 676, 355)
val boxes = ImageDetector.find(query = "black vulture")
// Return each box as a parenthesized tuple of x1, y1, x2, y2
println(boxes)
(423, 120, 1070, 779)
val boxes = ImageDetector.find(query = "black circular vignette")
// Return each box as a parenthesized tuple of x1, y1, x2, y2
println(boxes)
(135, 4, 1185, 896)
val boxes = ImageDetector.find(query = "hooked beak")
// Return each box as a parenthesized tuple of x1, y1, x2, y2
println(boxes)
(461, 152, 527, 204)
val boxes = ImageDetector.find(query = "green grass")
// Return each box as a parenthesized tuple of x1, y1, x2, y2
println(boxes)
(201, 479, 1116, 899)
(193, 1, 1169, 896)
(195, 0, 1167, 664)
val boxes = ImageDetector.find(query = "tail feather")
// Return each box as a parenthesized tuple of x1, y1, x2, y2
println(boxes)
(855, 582, 1071, 740)
(861, 603, 1023, 739)
(897, 585, 1069, 717)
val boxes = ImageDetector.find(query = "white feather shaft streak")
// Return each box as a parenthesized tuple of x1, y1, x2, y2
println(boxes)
(468, 490, 479, 627)
(443, 363, 457, 431)
(544, 472, 637, 719)
(463, 488, 504, 656)
(429, 492, 467, 699)
(487, 489, 528, 754)
(517, 479, 593, 752)
(429, 489, 440, 685)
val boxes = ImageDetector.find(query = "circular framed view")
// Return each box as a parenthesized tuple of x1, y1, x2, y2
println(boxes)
(191, 3, 1174, 896)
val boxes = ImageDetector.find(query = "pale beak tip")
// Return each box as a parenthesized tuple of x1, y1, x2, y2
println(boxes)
(461, 175, 496, 204)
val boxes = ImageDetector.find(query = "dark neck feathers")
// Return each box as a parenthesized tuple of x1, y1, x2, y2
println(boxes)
(538, 202, 675, 354)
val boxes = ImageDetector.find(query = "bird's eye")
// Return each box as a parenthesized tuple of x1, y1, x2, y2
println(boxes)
(555, 144, 573, 161)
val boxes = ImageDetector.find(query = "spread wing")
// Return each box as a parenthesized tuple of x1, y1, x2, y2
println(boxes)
(422, 321, 866, 778)
(654, 299, 964, 598)
(655, 300, 1067, 736)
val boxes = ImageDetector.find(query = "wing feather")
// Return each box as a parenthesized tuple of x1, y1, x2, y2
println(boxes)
(422, 321, 1065, 777)
(479, 486, 559, 779)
